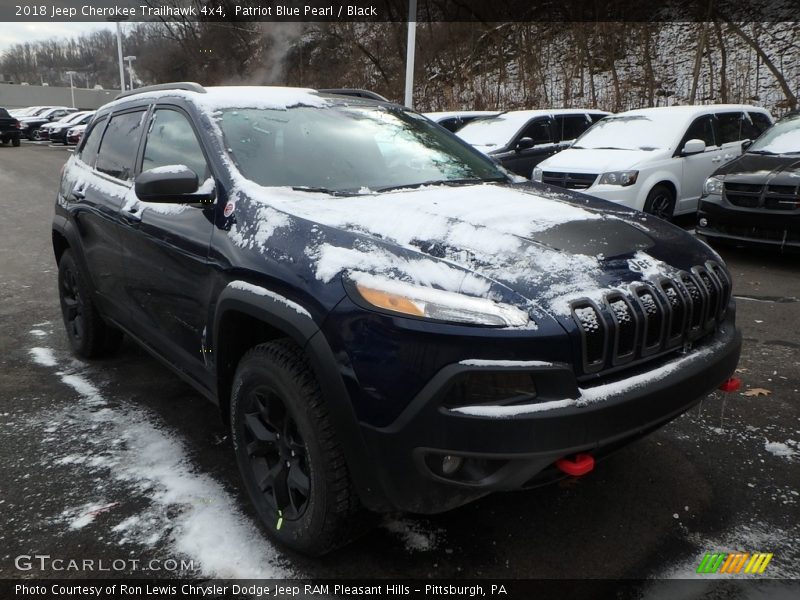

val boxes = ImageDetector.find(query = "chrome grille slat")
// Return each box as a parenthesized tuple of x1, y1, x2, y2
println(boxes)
(570, 261, 731, 375)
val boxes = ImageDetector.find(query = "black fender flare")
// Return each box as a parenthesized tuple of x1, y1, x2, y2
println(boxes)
(213, 282, 390, 512)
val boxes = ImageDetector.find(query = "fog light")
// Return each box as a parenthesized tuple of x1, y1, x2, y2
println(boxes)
(699, 218, 708, 227)
(441, 455, 463, 475)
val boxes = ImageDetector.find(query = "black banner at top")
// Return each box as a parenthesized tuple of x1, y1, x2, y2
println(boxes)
(2, 0, 800, 22)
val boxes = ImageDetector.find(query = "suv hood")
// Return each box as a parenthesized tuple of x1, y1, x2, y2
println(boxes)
(540, 147, 667, 173)
(714, 151, 800, 184)
(233, 180, 717, 321)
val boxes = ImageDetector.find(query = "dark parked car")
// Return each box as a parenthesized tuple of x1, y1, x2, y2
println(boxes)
(0, 107, 21, 146)
(456, 109, 610, 177)
(19, 106, 77, 140)
(54, 83, 741, 555)
(698, 112, 800, 251)
(44, 111, 95, 144)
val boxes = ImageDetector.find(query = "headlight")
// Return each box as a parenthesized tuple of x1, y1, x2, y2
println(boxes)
(703, 176, 724, 196)
(532, 166, 543, 182)
(350, 273, 529, 327)
(598, 170, 638, 186)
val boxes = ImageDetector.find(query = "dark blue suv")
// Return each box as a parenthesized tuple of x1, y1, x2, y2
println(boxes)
(53, 83, 742, 555)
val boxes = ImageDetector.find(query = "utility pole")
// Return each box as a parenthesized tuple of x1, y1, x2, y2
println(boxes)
(65, 71, 77, 108)
(124, 55, 137, 89)
(404, 0, 417, 108)
(115, 21, 125, 91)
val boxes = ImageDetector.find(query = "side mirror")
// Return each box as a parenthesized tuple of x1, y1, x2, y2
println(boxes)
(681, 139, 706, 156)
(742, 139, 753, 151)
(516, 137, 535, 151)
(135, 165, 215, 204)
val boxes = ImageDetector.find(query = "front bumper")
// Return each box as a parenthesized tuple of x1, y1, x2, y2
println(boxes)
(360, 324, 741, 513)
(698, 199, 800, 249)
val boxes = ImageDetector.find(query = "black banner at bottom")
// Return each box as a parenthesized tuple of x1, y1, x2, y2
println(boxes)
(4, 579, 800, 600)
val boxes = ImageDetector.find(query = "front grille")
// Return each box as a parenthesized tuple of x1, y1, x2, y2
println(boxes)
(542, 171, 598, 190)
(570, 261, 731, 375)
(724, 182, 800, 211)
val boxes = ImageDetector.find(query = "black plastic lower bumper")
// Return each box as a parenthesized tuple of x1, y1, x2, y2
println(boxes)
(360, 325, 741, 513)
(698, 200, 800, 249)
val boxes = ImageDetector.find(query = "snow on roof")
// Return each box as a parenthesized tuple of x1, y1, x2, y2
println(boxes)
(619, 104, 771, 117)
(423, 111, 501, 121)
(457, 108, 610, 148)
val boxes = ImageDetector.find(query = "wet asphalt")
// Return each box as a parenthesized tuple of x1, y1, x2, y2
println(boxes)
(0, 142, 798, 584)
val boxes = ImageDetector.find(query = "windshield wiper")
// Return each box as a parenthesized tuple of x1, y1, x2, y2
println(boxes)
(747, 150, 777, 155)
(291, 186, 352, 196)
(375, 177, 505, 193)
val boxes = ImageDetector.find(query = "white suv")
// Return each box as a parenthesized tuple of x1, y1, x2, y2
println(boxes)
(532, 105, 773, 219)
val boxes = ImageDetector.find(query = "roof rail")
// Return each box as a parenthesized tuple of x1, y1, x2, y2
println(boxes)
(317, 88, 389, 102)
(115, 82, 206, 101)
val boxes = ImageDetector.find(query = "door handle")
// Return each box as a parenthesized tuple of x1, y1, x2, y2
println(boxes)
(711, 157, 722, 163)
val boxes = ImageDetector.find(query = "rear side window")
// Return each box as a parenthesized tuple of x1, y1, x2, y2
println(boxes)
(96, 110, 147, 180)
(716, 111, 744, 144)
(142, 109, 209, 179)
(589, 113, 607, 123)
(554, 114, 590, 142)
(520, 118, 553, 145)
(78, 117, 108, 167)
(749, 112, 772, 135)
(683, 116, 716, 147)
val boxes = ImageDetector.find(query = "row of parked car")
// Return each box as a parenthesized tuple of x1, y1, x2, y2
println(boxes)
(426, 104, 798, 250)
(2, 105, 92, 145)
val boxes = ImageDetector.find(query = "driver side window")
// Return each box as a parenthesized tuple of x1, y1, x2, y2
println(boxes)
(519, 118, 553, 146)
(681, 116, 716, 149)
(142, 109, 209, 180)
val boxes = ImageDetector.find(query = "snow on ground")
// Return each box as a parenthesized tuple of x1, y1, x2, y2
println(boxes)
(381, 517, 443, 553)
(26, 346, 293, 578)
(765, 441, 798, 460)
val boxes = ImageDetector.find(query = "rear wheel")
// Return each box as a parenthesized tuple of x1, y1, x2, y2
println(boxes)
(31, 129, 41, 141)
(58, 250, 123, 358)
(643, 184, 676, 221)
(230, 340, 370, 555)
(11, 136, 20, 147)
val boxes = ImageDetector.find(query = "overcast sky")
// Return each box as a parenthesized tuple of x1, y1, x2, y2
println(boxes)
(0, 22, 118, 52)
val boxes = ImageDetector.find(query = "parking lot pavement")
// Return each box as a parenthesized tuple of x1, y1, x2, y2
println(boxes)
(1, 143, 798, 580)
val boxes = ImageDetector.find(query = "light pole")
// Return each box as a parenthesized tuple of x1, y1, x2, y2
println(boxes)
(404, 0, 417, 108)
(65, 70, 77, 108)
(123, 55, 137, 90)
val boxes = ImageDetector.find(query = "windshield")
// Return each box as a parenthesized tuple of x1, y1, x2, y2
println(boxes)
(573, 114, 685, 151)
(748, 114, 800, 154)
(456, 114, 526, 147)
(218, 105, 506, 193)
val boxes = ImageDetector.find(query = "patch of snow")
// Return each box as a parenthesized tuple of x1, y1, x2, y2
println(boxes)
(764, 441, 796, 459)
(382, 517, 443, 552)
(29, 329, 47, 337)
(29, 347, 57, 367)
(227, 280, 312, 318)
(459, 359, 554, 368)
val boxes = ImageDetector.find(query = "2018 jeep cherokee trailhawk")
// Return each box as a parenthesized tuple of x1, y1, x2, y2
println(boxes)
(53, 83, 742, 555)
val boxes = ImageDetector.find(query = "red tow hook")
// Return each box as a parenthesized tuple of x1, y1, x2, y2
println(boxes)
(555, 453, 595, 477)
(718, 377, 742, 393)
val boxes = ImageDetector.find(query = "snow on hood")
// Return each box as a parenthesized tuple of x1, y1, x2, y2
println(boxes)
(228, 176, 675, 318)
(539, 147, 666, 173)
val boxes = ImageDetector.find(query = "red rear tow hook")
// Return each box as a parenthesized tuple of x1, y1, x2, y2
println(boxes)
(718, 377, 742, 393)
(555, 453, 595, 477)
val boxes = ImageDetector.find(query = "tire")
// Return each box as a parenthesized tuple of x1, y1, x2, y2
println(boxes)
(12, 137, 20, 147)
(58, 250, 123, 358)
(230, 340, 370, 555)
(643, 184, 676, 221)
(31, 129, 41, 141)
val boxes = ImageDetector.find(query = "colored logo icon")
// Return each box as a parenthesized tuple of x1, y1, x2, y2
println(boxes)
(697, 552, 773, 574)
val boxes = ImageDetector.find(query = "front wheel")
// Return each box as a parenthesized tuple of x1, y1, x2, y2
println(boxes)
(11, 136, 20, 147)
(643, 184, 676, 221)
(230, 340, 370, 555)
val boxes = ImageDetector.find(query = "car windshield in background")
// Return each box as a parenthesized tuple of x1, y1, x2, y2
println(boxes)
(455, 114, 523, 147)
(218, 105, 506, 193)
(573, 114, 682, 151)
(748, 114, 800, 155)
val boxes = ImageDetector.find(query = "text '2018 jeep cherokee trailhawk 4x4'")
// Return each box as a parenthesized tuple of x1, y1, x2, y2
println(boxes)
(53, 83, 742, 555)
